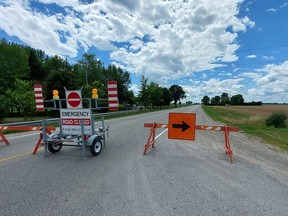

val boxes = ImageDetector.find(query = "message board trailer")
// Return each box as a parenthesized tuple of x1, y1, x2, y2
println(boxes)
(33, 82, 118, 159)
(43, 114, 108, 159)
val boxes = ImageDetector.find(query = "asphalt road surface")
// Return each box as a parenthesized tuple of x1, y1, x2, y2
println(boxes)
(1, 105, 288, 216)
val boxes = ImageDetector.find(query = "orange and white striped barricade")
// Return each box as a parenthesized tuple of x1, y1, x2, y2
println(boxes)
(0, 126, 40, 146)
(143, 123, 238, 163)
(32, 126, 55, 155)
(143, 123, 168, 155)
(0, 125, 55, 153)
(0, 127, 9, 145)
(195, 125, 238, 163)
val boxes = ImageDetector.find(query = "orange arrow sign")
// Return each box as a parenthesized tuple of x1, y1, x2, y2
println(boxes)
(168, 113, 196, 141)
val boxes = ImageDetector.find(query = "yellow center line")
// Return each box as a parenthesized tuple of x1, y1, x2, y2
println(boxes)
(0, 148, 44, 163)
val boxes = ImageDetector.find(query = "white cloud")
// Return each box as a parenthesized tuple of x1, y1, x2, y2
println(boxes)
(0, 0, 255, 83)
(0, 0, 78, 57)
(262, 55, 274, 60)
(267, 3, 288, 13)
(242, 16, 255, 28)
(244, 61, 288, 102)
(266, 8, 277, 12)
(280, 3, 288, 8)
(129, 84, 139, 96)
(246, 54, 257, 59)
(182, 77, 245, 103)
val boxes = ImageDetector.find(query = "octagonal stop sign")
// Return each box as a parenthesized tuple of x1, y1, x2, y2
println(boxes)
(66, 90, 82, 109)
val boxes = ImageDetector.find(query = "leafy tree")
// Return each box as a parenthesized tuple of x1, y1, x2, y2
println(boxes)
(78, 53, 104, 85)
(6, 79, 36, 120)
(148, 82, 163, 107)
(160, 87, 173, 107)
(44, 56, 77, 100)
(211, 96, 220, 105)
(138, 75, 150, 108)
(125, 90, 136, 106)
(0, 95, 9, 122)
(220, 92, 230, 105)
(0, 38, 30, 95)
(231, 94, 244, 105)
(201, 96, 210, 105)
(28, 48, 45, 83)
(169, 85, 186, 107)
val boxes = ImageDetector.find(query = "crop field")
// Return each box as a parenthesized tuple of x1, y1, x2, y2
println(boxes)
(216, 105, 288, 116)
(202, 105, 288, 151)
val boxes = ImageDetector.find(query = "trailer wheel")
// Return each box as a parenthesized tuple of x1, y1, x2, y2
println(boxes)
(48, 140, 62, 153)
(90, 139, 102, 156)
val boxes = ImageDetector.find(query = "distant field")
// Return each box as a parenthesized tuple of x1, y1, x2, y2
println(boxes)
(217, 105, 288, 116)
(202, 105, 288, 151)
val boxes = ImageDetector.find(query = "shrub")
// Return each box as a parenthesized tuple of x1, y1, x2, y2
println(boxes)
(266, 112, 287, 128)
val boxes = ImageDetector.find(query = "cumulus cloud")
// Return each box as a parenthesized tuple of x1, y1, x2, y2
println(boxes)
(0, 0, 255, 83)
(182, 77, 245, 103)
(244, 61, 288, 102)
(0, 0, 78, 57)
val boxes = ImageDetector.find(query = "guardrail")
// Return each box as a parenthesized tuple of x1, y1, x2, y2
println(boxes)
(0, 109, 140, 126)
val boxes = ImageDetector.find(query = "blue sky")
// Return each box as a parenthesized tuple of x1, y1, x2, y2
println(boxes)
(0, 0, 288, 103)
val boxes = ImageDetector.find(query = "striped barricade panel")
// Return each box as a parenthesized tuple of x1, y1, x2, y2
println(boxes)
(34, 85, 44, 111)
(107, 81, 119, 111)
(144, 123, 168, 129)
(195, 125, 238, 132)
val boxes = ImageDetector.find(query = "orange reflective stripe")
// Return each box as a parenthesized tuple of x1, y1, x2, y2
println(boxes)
(0, 126, 55, 132)
(144, 123, 168, 128)
(195, 125, 238, 132)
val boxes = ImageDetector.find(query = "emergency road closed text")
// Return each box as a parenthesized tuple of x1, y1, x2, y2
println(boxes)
(62, 118, 91, 126)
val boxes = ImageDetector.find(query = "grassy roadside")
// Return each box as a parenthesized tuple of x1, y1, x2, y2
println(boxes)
(202, 106, 288, 151)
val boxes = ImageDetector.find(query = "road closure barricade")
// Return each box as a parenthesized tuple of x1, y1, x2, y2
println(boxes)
(143, 116, 238, 163)
(0, 126, 55, 153)
(143, 123, 167, 155)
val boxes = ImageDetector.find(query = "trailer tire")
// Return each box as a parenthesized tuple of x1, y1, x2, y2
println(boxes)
(48, 140, 62, 153)
(90, 138, 102, 156)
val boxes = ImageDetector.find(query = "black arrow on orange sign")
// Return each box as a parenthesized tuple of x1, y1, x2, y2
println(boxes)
(172, 121, 190, 132)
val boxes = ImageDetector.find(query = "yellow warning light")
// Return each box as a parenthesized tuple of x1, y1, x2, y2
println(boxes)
(53, 90, 59, 100)
(92, 88, 98, 99)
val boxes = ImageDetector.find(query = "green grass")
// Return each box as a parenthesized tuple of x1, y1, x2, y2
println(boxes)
(202, 106, 288, 151)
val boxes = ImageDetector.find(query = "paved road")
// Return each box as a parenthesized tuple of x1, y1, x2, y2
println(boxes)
(0, 105, 288, 216)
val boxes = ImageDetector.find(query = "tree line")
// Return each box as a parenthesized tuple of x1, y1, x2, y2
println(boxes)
(201, 93, 262, 106)
(0, 38, 186, 120)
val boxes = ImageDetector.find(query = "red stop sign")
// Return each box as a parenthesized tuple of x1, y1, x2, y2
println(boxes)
(67, 92, 81, 108)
